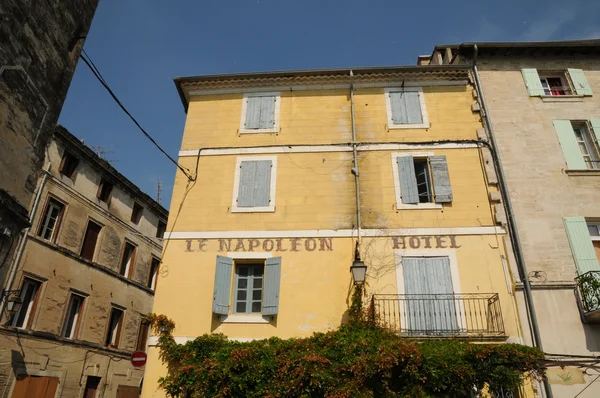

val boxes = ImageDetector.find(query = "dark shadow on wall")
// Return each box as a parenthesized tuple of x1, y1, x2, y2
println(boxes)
(574, 289, 600, 352)
(11, 349, 27, 379)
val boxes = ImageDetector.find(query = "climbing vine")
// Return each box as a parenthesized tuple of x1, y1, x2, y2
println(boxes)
(146, 296, 544, 398)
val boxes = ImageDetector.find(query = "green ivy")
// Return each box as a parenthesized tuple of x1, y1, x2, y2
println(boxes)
(147, 308, 543, 398)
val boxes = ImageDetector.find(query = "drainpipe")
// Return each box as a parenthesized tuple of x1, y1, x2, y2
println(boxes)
(0, 162, 51, 318)
(468, 44, 553, 398)
(349, 70, 362, 245)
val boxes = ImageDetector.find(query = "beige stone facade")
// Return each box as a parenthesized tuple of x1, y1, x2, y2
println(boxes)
(429, 41, 600, 398)
(0, 126, 167, 398)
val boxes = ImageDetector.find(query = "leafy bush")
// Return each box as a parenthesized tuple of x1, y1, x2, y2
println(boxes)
(147, 312, 543, 398)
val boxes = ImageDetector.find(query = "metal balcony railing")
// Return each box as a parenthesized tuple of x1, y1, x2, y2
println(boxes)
(576, 271, 600, 322)
(372, 293, 505, 337)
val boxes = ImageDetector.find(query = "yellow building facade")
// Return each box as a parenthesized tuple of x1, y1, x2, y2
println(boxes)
(142, 67, 526, 397)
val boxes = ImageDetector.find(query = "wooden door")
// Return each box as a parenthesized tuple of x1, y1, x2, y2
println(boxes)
(83, 376, 101, 398)
(11, 376, 59, 398)
(116, 385, 140, 398)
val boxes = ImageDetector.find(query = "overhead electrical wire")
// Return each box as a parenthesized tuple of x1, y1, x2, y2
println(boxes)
(79, 49, 195, 181)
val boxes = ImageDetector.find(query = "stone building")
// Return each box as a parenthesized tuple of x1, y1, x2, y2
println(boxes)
(142, 66, 531, 396)
(426, 40, 600, 397)
(0, 0, 99, 290)
(0, 125, 168, 398)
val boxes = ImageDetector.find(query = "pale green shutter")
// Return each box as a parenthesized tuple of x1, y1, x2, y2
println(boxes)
(521, 68, 544, 96)
(213, 256, 233, 315)
(237, 161, 256, 207)
(262, 257, 281, 316)
(563, 217, 600, 275)
(567, 69, 592, 96)
(590, 119, 600, 144)
(553, 120, 586, 169)
(397, 156, 419, 204)
(430, 155, 452, 203)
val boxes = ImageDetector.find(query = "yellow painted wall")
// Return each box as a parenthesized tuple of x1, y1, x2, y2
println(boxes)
(142, 83, 524, 398)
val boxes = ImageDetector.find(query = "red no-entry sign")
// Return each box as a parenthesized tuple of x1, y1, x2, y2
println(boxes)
(131, 351, 147, 367)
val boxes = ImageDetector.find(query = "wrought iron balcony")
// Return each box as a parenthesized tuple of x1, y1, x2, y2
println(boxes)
(576, 271, 600, 323)
(372, 293, 505, 338)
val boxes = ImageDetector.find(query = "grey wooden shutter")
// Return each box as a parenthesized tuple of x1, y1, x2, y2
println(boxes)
(238, 160, 272, 208)
(213, 256, 233, 315)
(390, 91, 422, 125)
(258, 96, 276, 129)
(253, 160, 272, 206)
(238, 161, 257, 207)
(397, 156, 419, 204)
(563, 217, 600, 275)
(403, 257, 457, 333)
(430, 155, 453, 203)
(262, 257, 282, 315)
(521, 68, 544, 96)
(245, 97, 262, 129)
(404, 91, 423, 124)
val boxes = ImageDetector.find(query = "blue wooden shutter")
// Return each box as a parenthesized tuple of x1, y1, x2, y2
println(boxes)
(213, 256, 233, 315)
(590, 119, 600, 144)
(245, 97, 262, 129)
(237, 161, 257, 207)
(397, 156, 419, 204)
(262, 257, 281, 315)
(430, 155, 453, 203)
(563, 217, 600, 275)
(253, 160, 272, 207)
(424, 257, 458, 332)
(403, 257, 430, 332)
(553, 120, 586, 170)
(567, 69, 592, 96)
(521, 69, 544, 96)
(259, 96, 276, 129)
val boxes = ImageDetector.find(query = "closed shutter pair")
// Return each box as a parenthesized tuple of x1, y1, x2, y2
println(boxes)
(564, 217, 600, 275)
(238, 160, 272, 207)
(245, 96, 276, 129)
(522, 68, 592, 96)
(554, 120, 600, 170)
(389, 91, 423, 125)
(397, 155, 452, 204)
(213, 256, 282, 316)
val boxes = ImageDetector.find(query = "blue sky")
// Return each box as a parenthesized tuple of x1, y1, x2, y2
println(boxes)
(58, 0, 600, 208)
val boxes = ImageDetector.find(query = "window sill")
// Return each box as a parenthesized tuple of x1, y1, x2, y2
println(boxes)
(231, 206, 275, 213)
(388, 123, 430, 130)
(396, 202, 443, 210)
(566, 169, 600, 176)
(239, 128, 279, 134)
(220, 315, 271, 324)
(540, 95, 585, 102)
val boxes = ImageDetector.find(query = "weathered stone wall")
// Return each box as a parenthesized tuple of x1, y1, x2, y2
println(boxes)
(477, 54, 600, 283)
(0, 0, 99, 292)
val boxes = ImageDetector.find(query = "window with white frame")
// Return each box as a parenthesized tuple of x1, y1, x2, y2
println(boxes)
(61, 292, 85, 339)
(12, 277, 42, 329)
(212, 255, 281, 319)
(392, 153, 452, 209)
(522, 68, 592, 97)
(553, 120, 600, 170)
(385, 88, 429, 129)
(231, 156, 277, 213)
(37, 197, 64, 242)
(239, 92, 280, 133)
(105, 307, 124, 348)
(119, 241, 136, 278)
(147, 257, 160, 290)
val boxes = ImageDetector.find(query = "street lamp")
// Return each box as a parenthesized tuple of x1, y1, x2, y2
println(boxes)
(2, 290, 22, 323)
(350, 248, 367, 286)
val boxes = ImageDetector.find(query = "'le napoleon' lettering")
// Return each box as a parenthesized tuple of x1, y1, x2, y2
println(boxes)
(184, 238, 333, 253)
